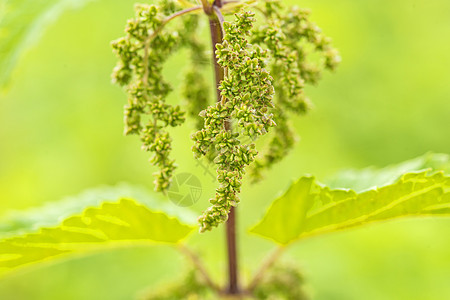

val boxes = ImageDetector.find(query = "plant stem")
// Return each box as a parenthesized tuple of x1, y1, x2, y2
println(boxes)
(207, 2, 240, 294)
(247, 246, 285, 292)
(200, 0, 212, 14)
(208, 16, 224, 102)
(226, 207, 239, 294)
(178, 244, 220, 292)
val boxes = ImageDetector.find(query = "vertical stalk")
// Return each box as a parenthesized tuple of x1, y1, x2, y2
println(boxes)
(226, 207, 239, 294)
(209, 16, 224, 102)
(207, 1, 240, 294)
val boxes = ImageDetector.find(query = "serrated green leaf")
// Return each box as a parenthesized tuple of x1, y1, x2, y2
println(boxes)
(0, 0, 95, 87)
(249, 177, 317, 245)
(325, 152, 450, 192)
(250, 171, 450, 245)
(0, 183, 196, 238)
(0, 198, 194, 274)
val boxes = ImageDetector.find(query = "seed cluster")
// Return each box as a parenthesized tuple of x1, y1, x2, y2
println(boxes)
(192, 11, 276, 232)
(181, 15, 211, 130)
(112, 0, 339, 233)
(250, 0, 340, 181)
(111, 2, 202, 192)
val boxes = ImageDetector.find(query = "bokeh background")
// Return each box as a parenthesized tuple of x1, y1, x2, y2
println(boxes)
(0, 0, 449, 299)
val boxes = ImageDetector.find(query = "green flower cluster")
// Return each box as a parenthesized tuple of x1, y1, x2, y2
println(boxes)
(143, 269, 212, 300)
(111, 2, 202, 192)
(111, 0, 340, 233)
(253, 263, 309, 300)
(181, 15, 210, 130)
(250, 0, 341, 181)
(143, 264, 308, 300)
(192, 11, 276, 232)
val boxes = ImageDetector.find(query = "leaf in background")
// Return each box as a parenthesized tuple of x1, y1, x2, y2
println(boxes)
(248, 177, 317, 245)
(325, 152, 450, 192)
(0, 0, 95, 88)
(251, 170, 450, 245)
(0, 183, 197, 238)
(0, 198, 194, 274)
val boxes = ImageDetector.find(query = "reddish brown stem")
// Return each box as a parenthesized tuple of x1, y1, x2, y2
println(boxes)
(209, 19, 224, 102)
(226, 207, 239, 294)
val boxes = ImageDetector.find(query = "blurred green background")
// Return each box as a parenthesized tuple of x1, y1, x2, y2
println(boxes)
(0, 0, 449, 299)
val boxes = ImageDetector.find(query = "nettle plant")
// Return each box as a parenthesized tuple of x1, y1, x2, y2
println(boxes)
(1, 0, 450, 299)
